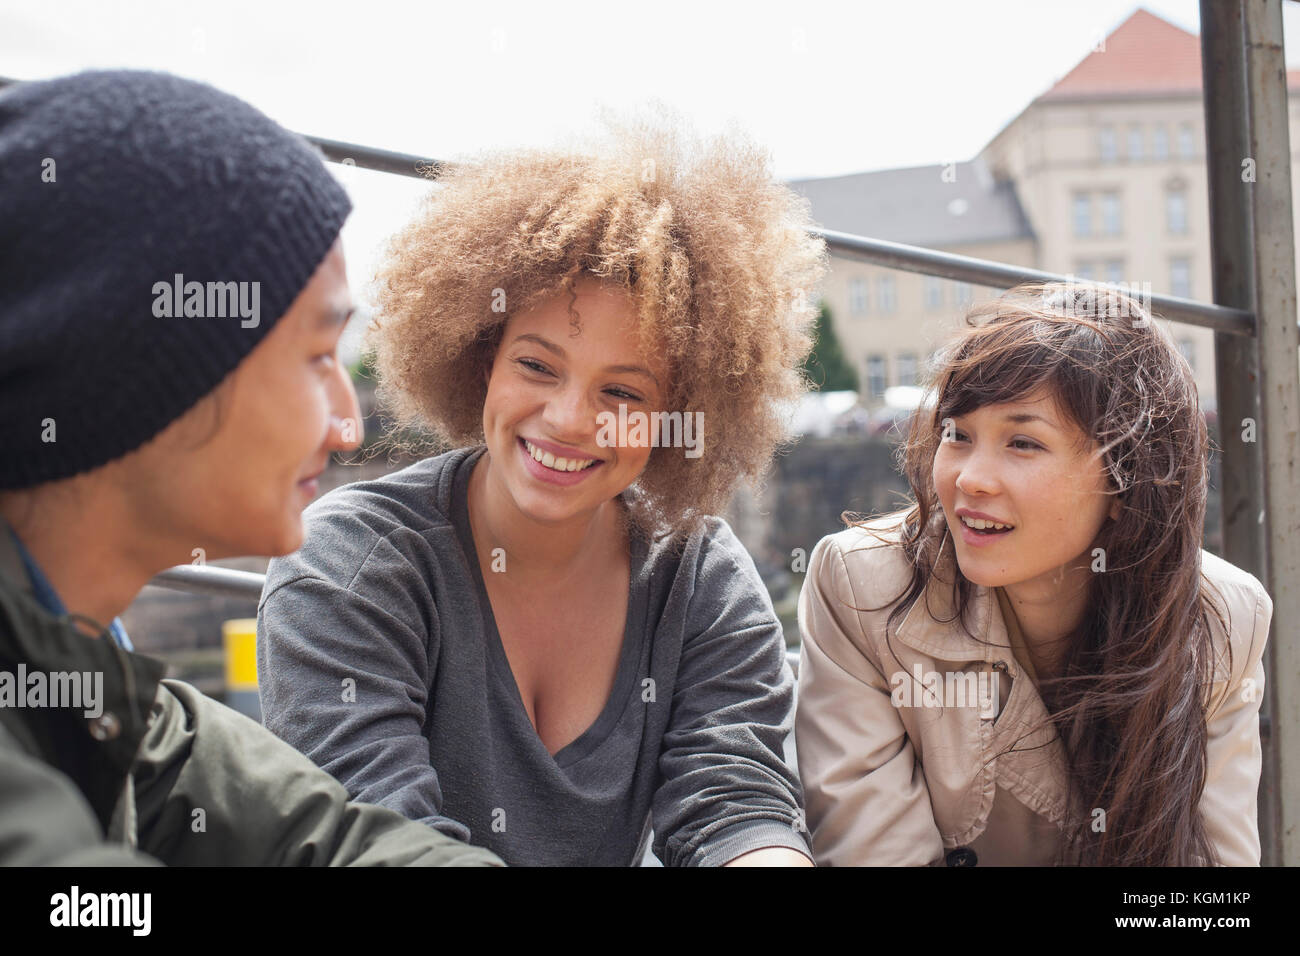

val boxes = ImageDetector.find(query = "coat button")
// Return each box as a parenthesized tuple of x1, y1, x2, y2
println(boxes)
(88, 712, 121, 741)
(946, 847, 978, 867)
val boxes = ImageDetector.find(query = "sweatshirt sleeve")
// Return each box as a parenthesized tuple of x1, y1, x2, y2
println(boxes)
(1200, 579, 1272, 866)
(131, 679, 502, 866)
(256, 530, 471, 842)
(650, 519, 812, 867)
(794, 533, 945, 866)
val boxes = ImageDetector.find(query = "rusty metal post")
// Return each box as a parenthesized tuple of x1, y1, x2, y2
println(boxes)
(1242, 0, 1300, 866)
(1200, 0, 1277, 864)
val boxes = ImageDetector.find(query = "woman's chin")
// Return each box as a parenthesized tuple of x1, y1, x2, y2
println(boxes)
(955, 560, 1011, 589)
(508, 488, 587, 527)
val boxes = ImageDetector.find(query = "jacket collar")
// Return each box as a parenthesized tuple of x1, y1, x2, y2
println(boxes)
(0, 518, 34, 603)
(890, 522, 1071, 825)
(894, 526, 1011, 663)
(0, 517, 164, 830)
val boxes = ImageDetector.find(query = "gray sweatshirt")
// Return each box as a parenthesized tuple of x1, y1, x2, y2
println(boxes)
(256, 446, 809, 866)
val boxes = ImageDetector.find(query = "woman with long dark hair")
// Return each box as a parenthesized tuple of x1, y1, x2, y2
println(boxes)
(796, 282, 1272, 866)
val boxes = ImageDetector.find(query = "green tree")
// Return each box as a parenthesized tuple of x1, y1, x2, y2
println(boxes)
(349, 349, 379, 383)
(802, 301, 859, 392)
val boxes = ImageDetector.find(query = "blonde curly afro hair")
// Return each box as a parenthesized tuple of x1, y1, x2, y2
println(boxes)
(367, 112, 827, 538)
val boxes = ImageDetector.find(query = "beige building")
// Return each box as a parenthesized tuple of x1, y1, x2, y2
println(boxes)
(791, 8, 1298, 411)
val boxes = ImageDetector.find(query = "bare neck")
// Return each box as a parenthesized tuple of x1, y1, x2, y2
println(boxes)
(1001, 562, 1094, 679)
(466, 451, 624, 591)
(0, 482, 157, 630)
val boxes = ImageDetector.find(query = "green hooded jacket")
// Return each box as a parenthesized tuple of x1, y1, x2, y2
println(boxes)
(0, 533, 503, 867)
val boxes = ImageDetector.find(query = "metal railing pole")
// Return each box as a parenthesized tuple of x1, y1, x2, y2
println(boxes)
(1243, 0, 1300, 867)
(148, 565, 266, 599)
(811, 228, 1257, 335)
(1201, 0, 1275, 865)
(146, 563, 807, 676)
(306, 135, 444, 179)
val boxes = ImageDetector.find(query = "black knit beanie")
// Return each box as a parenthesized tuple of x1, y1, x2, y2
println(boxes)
(0, 70, 352, 489)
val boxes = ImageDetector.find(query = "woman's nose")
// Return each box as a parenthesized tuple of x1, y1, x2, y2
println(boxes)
(543, 383, 595, 438)
(328, 365, 363, 452)
(954, 453, 1001, 497)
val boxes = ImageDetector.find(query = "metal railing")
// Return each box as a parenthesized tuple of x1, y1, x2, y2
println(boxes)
(149, 564, 268, 599)
(289, 128, 1274, 335)
(812, 229, 1261, 334)
(146, 565, 804, 677)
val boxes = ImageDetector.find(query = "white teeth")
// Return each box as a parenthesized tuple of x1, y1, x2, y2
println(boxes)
(523, 440, 597, 472)
(961, 515, 1013, 531)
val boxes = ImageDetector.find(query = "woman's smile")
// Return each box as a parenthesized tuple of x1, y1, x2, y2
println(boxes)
(517, 436, 605, 487)
(955, 515, 1015, 548)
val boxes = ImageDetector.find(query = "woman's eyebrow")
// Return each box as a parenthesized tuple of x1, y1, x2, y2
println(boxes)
(605, 364, 659, 387)
(1002, 411, 1058, 428)
(513, 332, 565, 356)
(952, 411, 1058, 429)
(512, 333, 659, 387)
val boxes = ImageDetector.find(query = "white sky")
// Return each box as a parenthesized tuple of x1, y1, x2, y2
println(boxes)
(5, 0, 1300, 360)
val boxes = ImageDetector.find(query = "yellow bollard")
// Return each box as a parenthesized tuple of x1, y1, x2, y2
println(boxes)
(222, 618, 261, 722)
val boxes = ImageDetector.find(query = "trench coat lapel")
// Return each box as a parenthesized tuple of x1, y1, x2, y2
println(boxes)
(892, 526, 1073, 827)
(894, 528, 998, 661)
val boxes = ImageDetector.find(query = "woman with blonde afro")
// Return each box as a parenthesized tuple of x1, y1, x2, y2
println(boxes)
(257, 118, 827, 866)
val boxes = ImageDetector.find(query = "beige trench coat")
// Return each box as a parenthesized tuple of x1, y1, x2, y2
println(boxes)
(795, 515, 1272, 866)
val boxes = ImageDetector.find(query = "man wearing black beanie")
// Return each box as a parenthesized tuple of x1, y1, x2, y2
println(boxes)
(0, 69, 502, 866)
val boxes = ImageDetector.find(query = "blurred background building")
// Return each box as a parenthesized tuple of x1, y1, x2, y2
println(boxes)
(791, 8, 1300, 417)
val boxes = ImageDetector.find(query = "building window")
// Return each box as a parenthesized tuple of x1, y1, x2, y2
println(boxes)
(1075, 261, 1096, 281)
(1099, 126, 1117, 163)
(866, 355, 887, 397)
(1166, 186, 1188, 235)
(1100, 191, 1122, 237)
(1127, 125, 1144, 160)
(1170, 257, 1192, 298)
(1152, 125, 1169, 160)
(924, 276, 944, 309)
(848, 277, 869, 316)
(896, 353, 919, 387)
(1176, 338, 1196, 372)
(1104, 259, 1125, 285)
(1072, 192, 1092, 238)
(952, 281, 973, 307)
(877, 275, 897, 314)
(1177, 123, 1195, 159)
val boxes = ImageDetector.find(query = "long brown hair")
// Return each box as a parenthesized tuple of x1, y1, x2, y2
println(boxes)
(850, 281, 1230, 865)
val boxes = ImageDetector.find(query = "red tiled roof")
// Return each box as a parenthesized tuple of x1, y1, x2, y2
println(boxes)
(1040, 7, 1299, 100)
